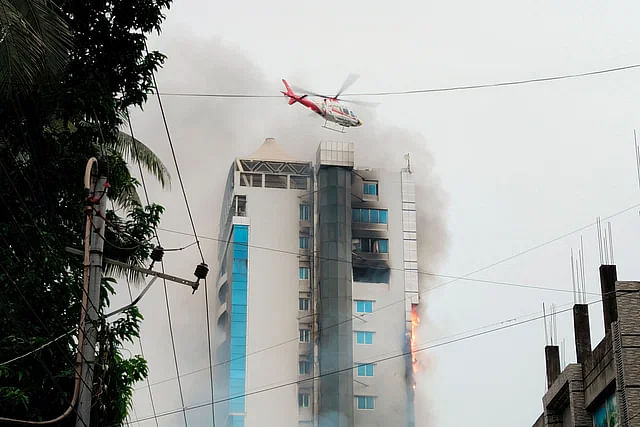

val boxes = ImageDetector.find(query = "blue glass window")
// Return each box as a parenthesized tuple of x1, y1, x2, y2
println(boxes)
(299, 360, 311, 375)
(355, 331, 373, 345)
(299, 266, 310, 279)
(378, 239, 388, 253)
(363, 182, 378, 196)
(229, 225, 248, 416)
(357, 363, 374, 377)
(300, 328, 311, 342)
(299, 236, 309, 249)
(299, 204, 310, 220)
(299, 297, 310, 311)
(356, 396, 375, 409)
(355, 300, 373, 313)
(352, 209, 388, 224)
(298, 393, 310, 408)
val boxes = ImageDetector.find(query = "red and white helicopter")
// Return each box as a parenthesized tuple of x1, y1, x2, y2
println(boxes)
(281, 74, 365, 132)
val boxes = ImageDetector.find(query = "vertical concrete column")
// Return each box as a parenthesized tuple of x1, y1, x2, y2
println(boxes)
(573, 304, 592, 365)
(545, 345, 561, 389)
(613, 281, 640, 425)
(317, 166, 354, 427)
(599, 265, 618, 332)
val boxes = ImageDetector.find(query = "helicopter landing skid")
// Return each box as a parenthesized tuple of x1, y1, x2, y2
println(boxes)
(322, 121, 346, 133)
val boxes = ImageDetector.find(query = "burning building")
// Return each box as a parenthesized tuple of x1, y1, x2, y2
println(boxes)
(214, 138, 421, 427)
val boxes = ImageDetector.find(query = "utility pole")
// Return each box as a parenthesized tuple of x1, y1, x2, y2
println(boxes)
(76, 175, 107, 427)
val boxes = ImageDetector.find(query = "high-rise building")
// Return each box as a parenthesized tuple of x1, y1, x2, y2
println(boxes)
(214, 138, 420, 427)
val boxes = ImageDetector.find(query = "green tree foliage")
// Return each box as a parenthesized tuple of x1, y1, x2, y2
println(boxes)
(0, 0, 172, 424)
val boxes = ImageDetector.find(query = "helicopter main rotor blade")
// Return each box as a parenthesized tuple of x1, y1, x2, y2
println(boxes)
(335, 73, 360, 99)
(290, 83, 330, 99)
(339, 98, 379, 107)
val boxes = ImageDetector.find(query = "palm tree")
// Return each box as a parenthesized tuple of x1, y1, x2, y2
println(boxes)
(112, 128, 172, 208)
(0, 0, 72, 97)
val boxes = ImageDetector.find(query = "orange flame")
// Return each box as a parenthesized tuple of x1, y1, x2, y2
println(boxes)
(410, 305, 420, 374)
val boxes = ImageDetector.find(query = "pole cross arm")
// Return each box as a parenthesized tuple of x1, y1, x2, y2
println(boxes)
(65, 247, 198, 289)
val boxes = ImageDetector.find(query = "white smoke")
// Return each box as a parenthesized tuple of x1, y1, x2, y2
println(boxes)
(128, 35, 447, 426)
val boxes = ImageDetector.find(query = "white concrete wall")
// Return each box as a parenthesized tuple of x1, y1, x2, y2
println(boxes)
(352, 169, 412, 427)
(237, 175, 307, 427)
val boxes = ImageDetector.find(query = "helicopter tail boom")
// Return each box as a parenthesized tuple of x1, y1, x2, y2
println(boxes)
(281, 79, 298, 104)
(281, 79, 322, 114)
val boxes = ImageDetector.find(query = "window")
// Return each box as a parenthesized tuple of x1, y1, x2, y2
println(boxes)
(363, 181, 378, 196)
(299, 267, 310, 280)
(352, 238, 389, 254)
(299, 297, 310, 311)
(355, 300, 373, 313)
(355, 331, 373, 345)
(240, 172, 262, 187)
(357, 363, 374, 377)
(233, 195, 247, 216)
(353, 267, 390, 283)
(356, 396, 375, 410)
(298, 393, 310, 408)
(299, 328, 311, 343)
(299, 236, 309, 249)
(264, 174, 287, 189)
(290, 176, 308, 190)
(299, 360, 311, 375)
(299, 204, 310, 221)
(352, 208, 388, 224)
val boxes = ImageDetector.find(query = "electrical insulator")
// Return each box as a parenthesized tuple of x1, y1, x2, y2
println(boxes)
(150, 246, 164, 262)
(148, 245, 164, 269)
(195, 262, 209, 280)
(192, 262, 209, 293)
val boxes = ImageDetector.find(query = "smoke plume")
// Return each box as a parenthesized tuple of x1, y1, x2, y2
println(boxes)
(128, 34, 447, 425)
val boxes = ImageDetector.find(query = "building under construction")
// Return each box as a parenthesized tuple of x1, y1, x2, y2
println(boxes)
(532, 262, 640, 426)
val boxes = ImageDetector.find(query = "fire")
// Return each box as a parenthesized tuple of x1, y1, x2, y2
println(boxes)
(410, 304, 420, 373)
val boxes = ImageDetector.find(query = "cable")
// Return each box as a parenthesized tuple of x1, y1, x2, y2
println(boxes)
(160, 260, 188, 427)
(125, 110, 182, 426)
(155, 227, 597, 295)
(124, 274, 159, 427)
(121, 288, 640, 425)
(139, 199, 640, 390)
(146, 45, 214, 426)
(156, 63, 640, 99)
(148, 52, 204, 265)
(0, 329, 75, 367)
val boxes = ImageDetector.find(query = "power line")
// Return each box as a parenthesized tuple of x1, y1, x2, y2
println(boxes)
(124, 273, 159, 427)
(156, 63, 640, 99)
(137, 200, 640, 390)
(145, 49, 215, 426)
(124, 288, 639, 425)
(125, 111, 175, 427)
(0, 329, 75, 367)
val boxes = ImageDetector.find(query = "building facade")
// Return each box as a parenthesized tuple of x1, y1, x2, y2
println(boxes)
(214, 138, 420, 427)
(532, 264, 640, 427)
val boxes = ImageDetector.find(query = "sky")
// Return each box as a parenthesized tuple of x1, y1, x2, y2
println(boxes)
(111, 1, 640, 425)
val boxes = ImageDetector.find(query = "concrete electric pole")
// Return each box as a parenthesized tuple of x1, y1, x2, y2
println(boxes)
(76, 175, 107, 427)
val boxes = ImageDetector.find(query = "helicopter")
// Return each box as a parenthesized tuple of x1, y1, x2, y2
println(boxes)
(281, 74, 365, 132)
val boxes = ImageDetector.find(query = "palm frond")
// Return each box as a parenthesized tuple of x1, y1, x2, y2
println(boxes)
(113, 178, 142, 210)
(115, 130, 171, 189)
(0, 0, 45, 95)
(0, 0, 72, 96)
(15, 0, 72, 75)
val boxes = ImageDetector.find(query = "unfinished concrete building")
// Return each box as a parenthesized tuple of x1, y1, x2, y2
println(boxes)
(532, 264, 640, 427)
